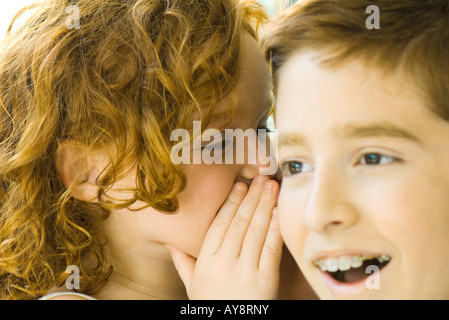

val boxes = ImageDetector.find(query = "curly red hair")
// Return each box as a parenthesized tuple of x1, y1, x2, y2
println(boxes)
(0, 0, 266, 299)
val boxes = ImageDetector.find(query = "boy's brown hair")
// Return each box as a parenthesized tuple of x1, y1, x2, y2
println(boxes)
(0, 0, 266, 299)
(262, 0, 449, 120)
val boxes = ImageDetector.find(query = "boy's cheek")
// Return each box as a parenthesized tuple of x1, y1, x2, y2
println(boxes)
(278, 192, 306, 257)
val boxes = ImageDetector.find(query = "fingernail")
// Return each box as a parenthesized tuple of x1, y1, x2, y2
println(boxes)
(265, 181, 275, 192)
(233, 182, 246, 193)
(255, 175, 267, 185)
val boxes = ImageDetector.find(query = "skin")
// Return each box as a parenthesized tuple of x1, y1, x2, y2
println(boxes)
(94, 35, 273, 300)
(275, 51, 449, 299)
(54, 34, 315, 300)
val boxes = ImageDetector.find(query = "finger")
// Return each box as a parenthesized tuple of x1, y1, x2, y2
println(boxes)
(240, 180, 279, 266)
(259, 207, 284, 272)
(220, 175, 269, 256)
(200, 182, 247, 255)
(165, 244, 196, 290)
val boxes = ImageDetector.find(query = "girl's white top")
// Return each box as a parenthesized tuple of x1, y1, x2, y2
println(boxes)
(39, 292, 96, 300)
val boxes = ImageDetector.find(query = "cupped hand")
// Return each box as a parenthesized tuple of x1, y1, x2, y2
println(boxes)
(166, 175, 283, 300)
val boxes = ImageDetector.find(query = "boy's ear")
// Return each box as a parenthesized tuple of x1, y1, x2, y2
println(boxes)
(55, 142, 101, 203)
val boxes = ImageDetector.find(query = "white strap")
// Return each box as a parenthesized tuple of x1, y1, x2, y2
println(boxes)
(39, 292, 96, 300)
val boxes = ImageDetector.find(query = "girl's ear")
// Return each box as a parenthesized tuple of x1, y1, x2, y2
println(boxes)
(55, 142, 101, 203)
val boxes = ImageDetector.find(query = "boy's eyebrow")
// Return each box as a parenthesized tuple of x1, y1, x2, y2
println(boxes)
(336, 122, 421, 143)
(278, 122, 421, 149)
(278, 132, 308, 148)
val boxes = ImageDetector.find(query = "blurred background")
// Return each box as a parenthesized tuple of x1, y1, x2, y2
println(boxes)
(0, 1, 35, 39)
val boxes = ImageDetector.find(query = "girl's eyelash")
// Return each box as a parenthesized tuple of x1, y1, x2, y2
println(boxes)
(200, 131, 226, 148)
(257, 124, 273, 133)
(201, 138, 230, 151)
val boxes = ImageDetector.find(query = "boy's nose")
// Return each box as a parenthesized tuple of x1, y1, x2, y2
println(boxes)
(302, 168, 359, 233)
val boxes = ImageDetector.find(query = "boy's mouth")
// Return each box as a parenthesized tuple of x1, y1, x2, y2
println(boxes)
(314, 254, 391, 283)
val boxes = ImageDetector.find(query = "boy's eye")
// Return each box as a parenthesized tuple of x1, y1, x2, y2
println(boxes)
(359, 153, 395, 165)
(281, 161, 313, 176)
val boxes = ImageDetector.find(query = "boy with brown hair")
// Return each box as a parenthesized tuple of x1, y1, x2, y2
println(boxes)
(263, 0, 449, 299)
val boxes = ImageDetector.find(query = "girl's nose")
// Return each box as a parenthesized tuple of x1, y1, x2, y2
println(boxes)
(237, 138, 280, 186)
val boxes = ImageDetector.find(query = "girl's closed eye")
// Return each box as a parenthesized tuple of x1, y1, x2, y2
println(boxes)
(202, 139, 231, 153)
(199, 130, 229, 153)
(280, 160, 313, 177)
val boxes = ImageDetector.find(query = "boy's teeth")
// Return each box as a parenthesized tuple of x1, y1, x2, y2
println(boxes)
(315, 254, 390, 272)
(325, 258, 338, 272)
(351, 256, 363, 269)
(338, 256, 352, 271)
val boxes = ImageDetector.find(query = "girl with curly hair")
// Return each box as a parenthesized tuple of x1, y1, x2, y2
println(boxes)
(0, 0, 315, 300)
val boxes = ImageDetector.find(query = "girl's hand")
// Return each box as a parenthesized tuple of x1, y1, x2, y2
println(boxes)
(166, 175, 283, 299)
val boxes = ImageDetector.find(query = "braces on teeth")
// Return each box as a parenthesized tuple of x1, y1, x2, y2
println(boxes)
(314, 254, 391, 272)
